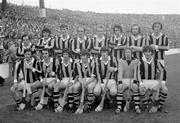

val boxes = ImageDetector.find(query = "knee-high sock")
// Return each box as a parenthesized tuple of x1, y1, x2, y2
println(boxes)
(133, 91, 140, 109)
(116, 92, 124, 109)
(15, 99, 21, 106)
(53, 91, 60, 108)
(159, 90, 168, 108)
(73, 92, 80, 108)
(141, 93, 148, 108)
(87, 93, 94, 107)
(67, 93, 74, 108)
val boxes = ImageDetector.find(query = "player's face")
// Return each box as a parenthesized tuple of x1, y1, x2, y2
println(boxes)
(22, 36, 30, 45)
(81, 55, 88, 63)
(124, 49, 132, 59)
(77, 27, 85, 37)
(101, 51, 108, 58)
(61, 27, 68, 35)
(43, 32, 50, 38)
(24, 51, 31, 61)
(153, 24, 161, 33)
(131, 25, 140, 36)
(144, 51, 152, 60)
(42, 50, 49, 60)
(32, 39, 39, 45)
(97, 27, 104, 35)
(63, 52, 69, 60)
(114, 27, 122, 36)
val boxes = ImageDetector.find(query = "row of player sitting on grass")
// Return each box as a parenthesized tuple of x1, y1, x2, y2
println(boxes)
(10, 46, 168, 114)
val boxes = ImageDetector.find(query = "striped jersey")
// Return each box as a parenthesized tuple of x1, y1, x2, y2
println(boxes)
(96, 56, 117, 81)
(109, 35, 127, 60)
(16, 42, 32, 59)
(14, 57, 41, 83)
(148, 33, 169, 60)
(138, 57, 166, 81)
(54, 34, 71, 56)
(37, 37, 55, 50)
(40, 57, 59, 78)
(77, 58, 96, 78)
(71, 36, 91, 57)
(127, 35, 146, 59)
(91, 35, 109, 54)
(59, 57, 76, 80)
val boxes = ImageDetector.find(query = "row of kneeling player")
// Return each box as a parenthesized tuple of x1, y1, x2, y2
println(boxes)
(10, 45, 168, 114)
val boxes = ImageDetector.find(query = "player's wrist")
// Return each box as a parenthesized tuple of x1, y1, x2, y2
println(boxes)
(13, 80, 18, 84)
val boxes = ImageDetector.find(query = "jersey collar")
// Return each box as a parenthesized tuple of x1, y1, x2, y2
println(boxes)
(61, 57, 73, 67)
(42, 57, 53, 66)
(94, 35, 105, 42)
(77, 36, 87, 43)
(100, 56, 111, 65)
(142, 56, 153, 64)
(131, 34, 142, 40)
(152, 33, 163, 39)
(24, 57, 34, 66)
(61, 34, 70, 41)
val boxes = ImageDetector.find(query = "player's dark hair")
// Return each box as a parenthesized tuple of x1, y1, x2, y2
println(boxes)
(24, 48, 32, 54)
(22, 34, 30, 40)
(60, 24, 68, 29)
(142, 45, 154, 54)
(131, 24, 141, 34)
(42, 28, 51, 34)
(100, 46, 109, 55)
(113, 24, 122, 33)
(152, 22, 163, 30)
(80, 49, 90, 57)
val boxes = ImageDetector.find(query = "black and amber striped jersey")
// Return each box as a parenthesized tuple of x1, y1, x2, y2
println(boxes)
(16, 42, 32, 59)
(77, 58, 96, 78)
(37, 37, 55, 50)
(40, 57, 59, 78)
(138, 57, 166, 81)
(109, 35, 127, 60)
(147, 33, 169, 60)
(71, 36, 91, 57)
(14, 57, 41, 83)
(59, 57, 77, 79)
(91, 35, 109, 55)
(127, 35, 146, 59)
(54, 35, 72, 56)
(96, 56, 117, 81)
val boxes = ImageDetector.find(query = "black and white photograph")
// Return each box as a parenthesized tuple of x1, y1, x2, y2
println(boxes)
(0, 0, 179, 123)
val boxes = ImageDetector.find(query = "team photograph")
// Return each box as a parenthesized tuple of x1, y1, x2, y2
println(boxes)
(0, 0, 179, 123)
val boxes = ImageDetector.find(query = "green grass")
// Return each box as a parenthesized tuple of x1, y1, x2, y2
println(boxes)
(0, 54, 180, 123)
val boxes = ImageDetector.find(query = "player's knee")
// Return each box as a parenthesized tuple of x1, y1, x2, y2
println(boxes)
(94, 84, 101, 97)
(132, 84, 138, 92)
(87, 83, 96, 93)
(48, 83, 54, 90)
(139, 85, 146, 95)
(117, 84, 125, 93)
(109, 87, 117, 96)
(72, 83, 81, 92)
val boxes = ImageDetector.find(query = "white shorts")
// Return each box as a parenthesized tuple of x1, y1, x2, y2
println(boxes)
(141, 79, 166, 91)
(46, 78, 56, 84)
(14, 80, 33, 94)
(101, 79, 116, 87)
(122, 78, 135, 87)
(61, 77, 75, 86)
